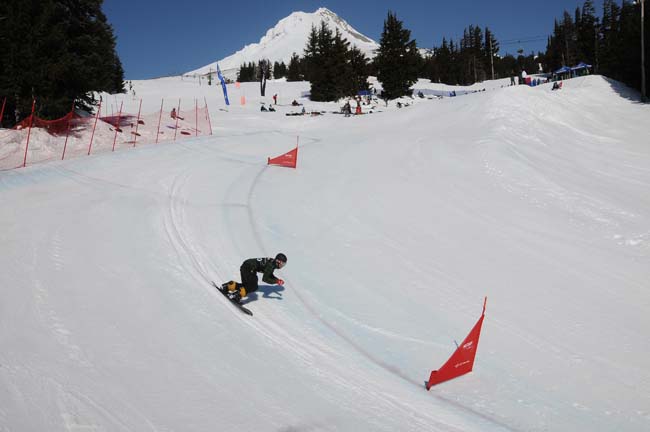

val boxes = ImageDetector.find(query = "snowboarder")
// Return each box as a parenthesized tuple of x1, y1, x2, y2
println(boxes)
(273, 94, 278, 105)
(224, 253, 287, 303)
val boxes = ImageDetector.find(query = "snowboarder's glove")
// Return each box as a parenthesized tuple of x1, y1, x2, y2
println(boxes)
(276, 279, 284, 286)
(239, 287, 247, 298)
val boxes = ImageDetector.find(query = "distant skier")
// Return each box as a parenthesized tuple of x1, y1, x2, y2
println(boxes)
(224, 253, 287, 303)
(170, 108, 184, 120)
(342, 101, 352, 117)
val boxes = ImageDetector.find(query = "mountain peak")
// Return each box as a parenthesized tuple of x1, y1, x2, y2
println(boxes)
(187, 8, 378, 78)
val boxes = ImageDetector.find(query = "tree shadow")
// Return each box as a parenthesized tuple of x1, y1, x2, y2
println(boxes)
(602, 75, 647, 104)
(244, 284, 285, 304)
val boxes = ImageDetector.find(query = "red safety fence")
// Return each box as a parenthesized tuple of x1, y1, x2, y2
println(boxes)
(0, 97, 213, 170)
(14, 110, 80, 135)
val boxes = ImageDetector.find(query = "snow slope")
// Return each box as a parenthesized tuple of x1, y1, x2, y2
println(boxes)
(1, 75, 650, 432)
(186, 8, 379, 79)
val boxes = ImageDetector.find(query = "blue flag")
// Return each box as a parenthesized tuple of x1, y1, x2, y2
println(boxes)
(217, 64, 230, 106)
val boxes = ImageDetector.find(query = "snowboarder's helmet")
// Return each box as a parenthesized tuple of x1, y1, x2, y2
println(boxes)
(275, 253, 287, 264)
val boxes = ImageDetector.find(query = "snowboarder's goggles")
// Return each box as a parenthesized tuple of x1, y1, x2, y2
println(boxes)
(276, 259, 286, 268)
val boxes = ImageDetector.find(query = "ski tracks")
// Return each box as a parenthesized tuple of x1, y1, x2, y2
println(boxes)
(159, 136, 519, 431)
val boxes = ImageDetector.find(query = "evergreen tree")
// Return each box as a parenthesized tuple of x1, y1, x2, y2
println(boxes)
(562, 11, 578, 66)
(273, 61, 287, 79)
(599, 0, 622, 79)
(617, 0, 642, 88)
(436, 38, 453, 83)
(375, 11, 420, 100)
(346, 46, 370, 95)
(495, 54, 518, 80)
(286, 53, 303, 81)
(300, 22, 368, 101)
(426, 26, 502, 85)
(328, 28, 352, 98)
(237, 62, 258, 82)
(575, 1, 597, 64)
(484, 27, 499, 80)
(302, 25, 320, 82)
(577, 1, 598, 69)
(0, 0, 124, 126)
(546, 20, 565, 71)
(306, 22, 334, 100)
(541, 0, 647, 96)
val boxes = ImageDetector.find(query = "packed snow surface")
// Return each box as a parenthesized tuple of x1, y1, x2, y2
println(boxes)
(1, 75, 650, 432)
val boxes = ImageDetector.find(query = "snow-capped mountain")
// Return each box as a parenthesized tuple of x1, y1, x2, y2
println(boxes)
(186, 8, 378, 79)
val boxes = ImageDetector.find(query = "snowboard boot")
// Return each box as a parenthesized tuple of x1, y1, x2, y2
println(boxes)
(225, 281, 238, 292)
(228, 287, 247, 304)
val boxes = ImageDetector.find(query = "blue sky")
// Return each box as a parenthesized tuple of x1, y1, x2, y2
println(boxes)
(104, 0, 592, 79)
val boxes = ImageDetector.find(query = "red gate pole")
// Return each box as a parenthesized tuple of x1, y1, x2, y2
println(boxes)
(112, 100, 123, 152)
(22, 99, 36, 168)
(133, 98, 142, 147)
(0, 97, 6, 127)
(195, 98, 198, 136)
(87, 101, 101, 155)
(155, 98, 163, 143)
(62, 100, 75, 160)
(173, 99, 180, 141)
(204, 97, 213, 135)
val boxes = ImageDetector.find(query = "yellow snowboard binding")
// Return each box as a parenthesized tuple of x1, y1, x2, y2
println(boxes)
(224, 281, 247, 303)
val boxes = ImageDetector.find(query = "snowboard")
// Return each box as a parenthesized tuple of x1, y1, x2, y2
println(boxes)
(211, 281, 253, 316)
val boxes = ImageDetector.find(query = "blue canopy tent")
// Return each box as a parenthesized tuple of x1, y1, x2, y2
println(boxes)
(571, 62, 592, 77)
(553, 66, 572, 81)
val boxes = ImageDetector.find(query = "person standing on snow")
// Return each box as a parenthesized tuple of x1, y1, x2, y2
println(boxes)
(224, 253, 287, 303)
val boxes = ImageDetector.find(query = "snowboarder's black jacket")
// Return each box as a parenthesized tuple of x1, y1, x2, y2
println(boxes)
(241, 257, 281, 284)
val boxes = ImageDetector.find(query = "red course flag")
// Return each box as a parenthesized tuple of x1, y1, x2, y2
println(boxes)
(268, 146, 298, 168)
(426, 297, 487, 390)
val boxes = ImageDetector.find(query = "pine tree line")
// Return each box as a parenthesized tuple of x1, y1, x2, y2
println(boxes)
(0, 0, 125, 127)
(545, 0, 648, 93)
(236, 60, 289, 81)
(422, 25, 544, 85)
(244, 2, 647, 100)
